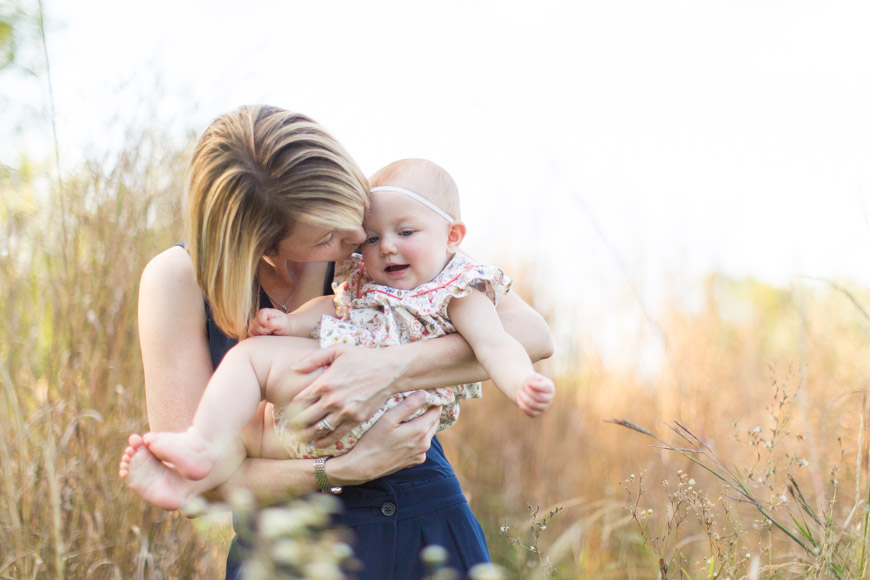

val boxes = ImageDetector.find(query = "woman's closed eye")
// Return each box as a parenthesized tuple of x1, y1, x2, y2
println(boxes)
(315, 233, 336, 247)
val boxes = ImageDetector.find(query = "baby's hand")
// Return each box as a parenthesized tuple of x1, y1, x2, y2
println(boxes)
(516, 373, 555, 417)
(248, 308, 293, 337)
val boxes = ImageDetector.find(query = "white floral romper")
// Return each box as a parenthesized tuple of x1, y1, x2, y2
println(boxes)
(274, 253, 512, 459)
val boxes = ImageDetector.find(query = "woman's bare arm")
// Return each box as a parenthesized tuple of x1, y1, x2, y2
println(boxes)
(290, 289, 555, 446)
(138, 246, 216, 433)
(138, 247, 438, 506)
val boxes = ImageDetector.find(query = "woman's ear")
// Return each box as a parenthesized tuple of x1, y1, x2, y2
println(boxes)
(446, 221, 467, 252)
(260, 244, 279, 268)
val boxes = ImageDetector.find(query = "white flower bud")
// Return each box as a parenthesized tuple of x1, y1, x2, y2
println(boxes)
(259, 507, 304, 539)
(303, 560, 344, 580)
(469, 563, 508, 580)
(270, 538, 304, 565)
(421, 545, 449, 565)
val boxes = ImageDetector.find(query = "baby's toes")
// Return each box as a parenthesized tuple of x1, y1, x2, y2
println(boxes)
(127, 433, 146, 450)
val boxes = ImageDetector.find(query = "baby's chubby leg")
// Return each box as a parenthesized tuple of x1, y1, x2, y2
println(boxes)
(144, 336, 322, 482)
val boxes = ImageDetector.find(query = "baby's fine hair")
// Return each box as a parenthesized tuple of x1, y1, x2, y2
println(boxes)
(369, 158, 461, 220)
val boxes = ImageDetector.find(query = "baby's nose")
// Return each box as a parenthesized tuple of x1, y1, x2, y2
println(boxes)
(380, 237, 397, 255)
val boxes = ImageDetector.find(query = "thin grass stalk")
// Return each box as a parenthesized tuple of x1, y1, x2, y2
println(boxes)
(609, 419, 813, 554)
(35, 0, 68, 286)
(858, 395, 865, 511)
(43, 402, 65, 580)
(797, 290, 826, 517)
(863, 394, 870, 574)
(0, 359, 23, 533)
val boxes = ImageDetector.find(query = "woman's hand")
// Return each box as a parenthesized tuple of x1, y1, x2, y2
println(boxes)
(288, 344, 410, 446)
(326, 391, 440, 485)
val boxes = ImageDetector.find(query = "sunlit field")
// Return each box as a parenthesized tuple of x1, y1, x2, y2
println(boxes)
(444, 273, 870, 579)
(3, 118, 870, 580)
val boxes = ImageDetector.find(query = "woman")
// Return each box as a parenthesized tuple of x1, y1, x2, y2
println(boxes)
(137, 105, 554, 579)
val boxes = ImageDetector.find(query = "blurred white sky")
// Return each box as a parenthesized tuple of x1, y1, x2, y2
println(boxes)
(12, 0, 870, 370)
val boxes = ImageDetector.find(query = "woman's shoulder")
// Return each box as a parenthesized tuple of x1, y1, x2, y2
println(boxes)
(139, 246, 205, 319)
(140, 246, 198, 294)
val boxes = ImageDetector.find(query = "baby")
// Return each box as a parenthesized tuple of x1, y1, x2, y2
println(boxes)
(120, 158, 555, 510)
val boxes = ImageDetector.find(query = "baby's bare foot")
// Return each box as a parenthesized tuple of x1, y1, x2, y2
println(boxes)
(143, 428, 215, 481)
(120, 434, 195, 511)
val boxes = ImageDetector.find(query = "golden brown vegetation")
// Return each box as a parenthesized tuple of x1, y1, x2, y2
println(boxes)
(3, 128, 870, 579)
(0, 133, 233, 579)
(442, 271, 870, 578)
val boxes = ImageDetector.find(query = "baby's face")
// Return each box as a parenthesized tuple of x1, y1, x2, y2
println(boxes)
(360, 189, 453, 290)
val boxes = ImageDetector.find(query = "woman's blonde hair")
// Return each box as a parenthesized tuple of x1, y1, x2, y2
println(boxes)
(185, 105, 369, 340)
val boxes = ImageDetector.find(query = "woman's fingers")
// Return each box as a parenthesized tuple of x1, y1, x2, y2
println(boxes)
(289, 346, 399, 445)
(368, 392, 438, 465)
(305, 390, 437, 450)
(288, 383, 362, 446)
(328, 393, 440, 485)
(413, 405, 441, 441)
(385, 390, 431, 424)
(290, 394, 363, 447)
(388, 395, 439, 462)
(292, 344, 342, 373)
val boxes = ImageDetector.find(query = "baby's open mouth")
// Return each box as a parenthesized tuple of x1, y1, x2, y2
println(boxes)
(385, 264, 409, 273)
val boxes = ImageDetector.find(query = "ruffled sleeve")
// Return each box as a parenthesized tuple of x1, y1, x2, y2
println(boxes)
(325, 254, 512, 344)
(423, 254, 512, 318)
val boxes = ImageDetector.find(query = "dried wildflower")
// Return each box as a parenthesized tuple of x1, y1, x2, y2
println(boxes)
(259, 507, 305, 539)
(303, 560, 345, 580)
(420, 545, 449, 566)
(270, 538, 304, 565)
(229, 487, 256, 515)
(468, 563, 507, 580)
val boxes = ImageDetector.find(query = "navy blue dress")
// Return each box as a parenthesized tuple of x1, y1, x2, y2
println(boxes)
(209, 268, 490, 579)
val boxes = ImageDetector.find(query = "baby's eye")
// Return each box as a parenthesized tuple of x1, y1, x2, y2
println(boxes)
(398, 230, 414, 237)
(365, 235, 379, 244)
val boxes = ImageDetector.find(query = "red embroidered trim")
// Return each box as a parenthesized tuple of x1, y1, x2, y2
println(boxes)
(354, 261, 477, 300)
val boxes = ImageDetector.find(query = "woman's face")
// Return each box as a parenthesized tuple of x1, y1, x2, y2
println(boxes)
(266, 222, 366, 264)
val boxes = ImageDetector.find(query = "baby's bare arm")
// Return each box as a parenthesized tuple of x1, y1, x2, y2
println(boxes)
(288, 295, 337, 334)
(250, 295, 337, 337)
(447, 290, 535, 402)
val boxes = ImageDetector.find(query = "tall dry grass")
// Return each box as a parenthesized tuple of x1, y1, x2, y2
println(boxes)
(0, 129, 237, 578)
(440, 274, 870, 578)
(4, 118, 870, 578)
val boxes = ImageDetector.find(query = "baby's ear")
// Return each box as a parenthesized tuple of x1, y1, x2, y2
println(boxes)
(446, 221, 466, 252)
